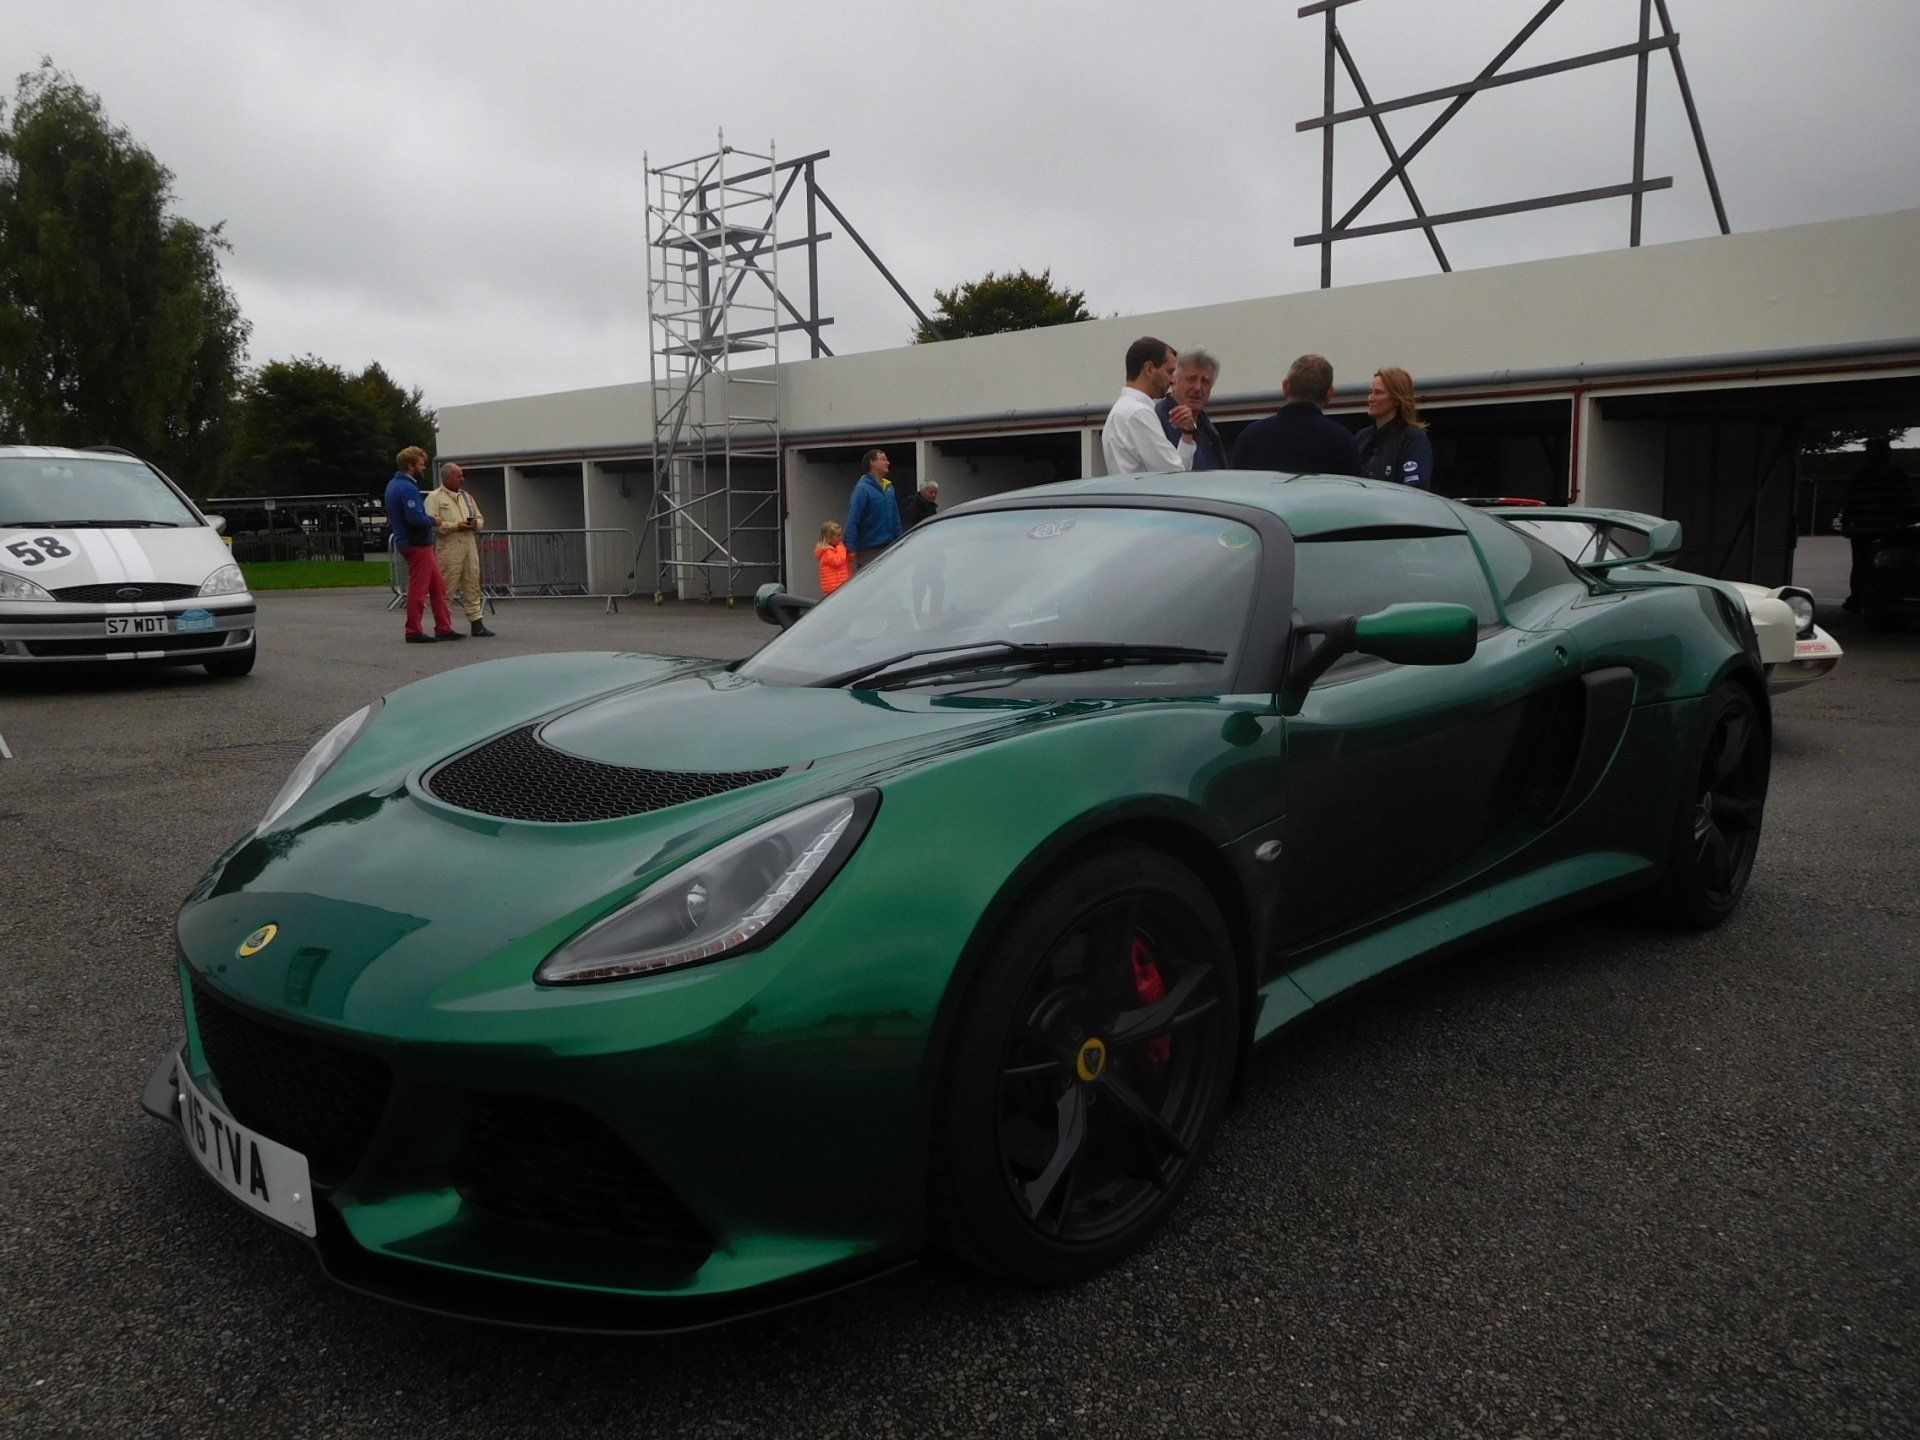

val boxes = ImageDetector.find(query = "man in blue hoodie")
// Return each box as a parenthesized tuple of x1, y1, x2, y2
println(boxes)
(384, 446, 459, 643)
(844, 449, 904, 571)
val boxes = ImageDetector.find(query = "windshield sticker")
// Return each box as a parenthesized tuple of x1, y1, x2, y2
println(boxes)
(1217, 531, 1252, 549)
(1026, 520, 1075, 540)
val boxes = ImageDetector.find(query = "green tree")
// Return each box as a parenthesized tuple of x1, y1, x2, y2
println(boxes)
(349, 361, 436, 463)
(0, 62, 249, 494)
(912, 268, 1092, 344)
(226, 357, 436, 496)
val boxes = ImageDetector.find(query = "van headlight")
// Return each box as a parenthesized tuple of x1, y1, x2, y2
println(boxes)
(0, 570, 54, 602)
(258, 702, 380, 833)
(536, 792, 878, 985)
(200, 564, 248, 596)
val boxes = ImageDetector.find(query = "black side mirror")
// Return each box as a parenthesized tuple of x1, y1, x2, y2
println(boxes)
(754, 582, 816, 630)
(1280, 602, 1478, 714)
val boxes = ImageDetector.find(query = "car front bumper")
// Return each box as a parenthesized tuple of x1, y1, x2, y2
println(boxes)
(1766, 625, 1843, 693)
(0, 598, 255, 662)
(141, 1036, 913, 1332)
(144, 882, 935, 1333)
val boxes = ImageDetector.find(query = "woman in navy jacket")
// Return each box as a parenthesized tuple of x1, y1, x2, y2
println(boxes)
(1354, 366, 1434, 490)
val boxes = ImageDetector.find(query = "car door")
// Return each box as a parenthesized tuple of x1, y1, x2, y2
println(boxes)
(1276, 529, 1580, 982)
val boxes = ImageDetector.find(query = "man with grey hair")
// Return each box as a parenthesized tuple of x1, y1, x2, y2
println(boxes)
(898, 476, 940, 529)
(426, 461, 495, 637)
(1155, 349, 1227, 471)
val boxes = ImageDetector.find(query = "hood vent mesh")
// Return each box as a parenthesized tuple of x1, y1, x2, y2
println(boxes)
(425, 723, 786, 823)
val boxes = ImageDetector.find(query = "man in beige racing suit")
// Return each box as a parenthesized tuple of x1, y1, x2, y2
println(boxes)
(426, 463, 496, 637)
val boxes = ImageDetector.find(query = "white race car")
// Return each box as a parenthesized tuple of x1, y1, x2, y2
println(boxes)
(1478, 504, 1842, 695)
(0, 445, 257, 675)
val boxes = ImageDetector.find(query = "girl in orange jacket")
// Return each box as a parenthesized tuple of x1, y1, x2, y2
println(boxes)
(816, 521, 851, 595)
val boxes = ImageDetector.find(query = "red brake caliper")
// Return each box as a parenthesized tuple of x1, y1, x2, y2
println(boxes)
(1129, 937, 1173, 1070)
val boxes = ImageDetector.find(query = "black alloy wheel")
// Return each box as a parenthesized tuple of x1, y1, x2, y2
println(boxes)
(936, 846, 1241, 1283)
(1654, 684, 1768, 929)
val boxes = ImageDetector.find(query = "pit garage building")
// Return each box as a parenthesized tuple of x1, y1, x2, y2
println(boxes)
(437, 208, 1920, 601)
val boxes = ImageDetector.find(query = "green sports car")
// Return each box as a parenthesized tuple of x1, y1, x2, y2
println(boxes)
(143, 472, 1772, 1330)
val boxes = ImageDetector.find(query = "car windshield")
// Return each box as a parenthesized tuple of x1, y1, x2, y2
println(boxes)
(741, 506, 1262, 695)
(1505, 517, 1649, 566)
(0, 456, 199, 528)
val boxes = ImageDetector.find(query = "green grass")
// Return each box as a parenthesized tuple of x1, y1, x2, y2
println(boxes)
(240, 560, 392, 590)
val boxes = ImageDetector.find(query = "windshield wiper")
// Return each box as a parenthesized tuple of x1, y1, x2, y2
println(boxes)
(816, 641, 1226, 691)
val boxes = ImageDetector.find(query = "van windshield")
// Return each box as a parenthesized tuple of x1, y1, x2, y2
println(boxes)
(0, 457, 200, 528)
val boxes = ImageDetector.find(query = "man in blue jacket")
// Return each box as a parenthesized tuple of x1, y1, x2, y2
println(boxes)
(1228, 355, 1362, 476)
(844, 449, 904, 571)
(384, 446, 459, 643)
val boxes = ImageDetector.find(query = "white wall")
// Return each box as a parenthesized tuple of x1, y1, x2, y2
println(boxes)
(584, 461, 654, 596)
(1580, 414, 1668, 513)
(441, 209, 1920, 461)
(506, 465, 586, 530)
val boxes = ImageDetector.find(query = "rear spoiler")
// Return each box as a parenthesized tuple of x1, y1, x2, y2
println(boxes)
(1482, 505, 1682, 571)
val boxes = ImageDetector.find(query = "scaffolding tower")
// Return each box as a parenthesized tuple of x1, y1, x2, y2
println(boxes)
(640, 137, 933, 602)
(642, 136, 785, 604)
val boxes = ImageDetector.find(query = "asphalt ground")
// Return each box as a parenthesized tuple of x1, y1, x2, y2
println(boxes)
(1, 588, 1914, 1440)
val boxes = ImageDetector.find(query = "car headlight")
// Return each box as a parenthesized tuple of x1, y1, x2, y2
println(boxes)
(0, 569, 54, 602)
(1778, 588, 1815, 635)
(536, 791, 878, 986)
(257, 701, 381, 833)
(200, 563, 248, 596)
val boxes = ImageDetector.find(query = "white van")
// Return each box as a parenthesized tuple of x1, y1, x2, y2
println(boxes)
(0, 445, 257, 676)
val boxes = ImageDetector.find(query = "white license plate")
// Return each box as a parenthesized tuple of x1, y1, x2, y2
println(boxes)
(176, 1062, 318, 1237)
(105, 616, 168, 636)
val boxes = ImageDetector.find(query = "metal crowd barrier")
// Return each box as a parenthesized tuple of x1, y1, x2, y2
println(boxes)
(387, 529, 638, 613)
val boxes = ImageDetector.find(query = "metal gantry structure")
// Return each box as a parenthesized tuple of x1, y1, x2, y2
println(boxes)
(641, 136, 932, 602)
(1294, 0, 1731, 287)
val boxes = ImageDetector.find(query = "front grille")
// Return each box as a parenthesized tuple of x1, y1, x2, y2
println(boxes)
(462, 1095, 712, 1250)
(426, 723, 785, 823)
(190, 977, 392, 1183)
(24, 634, 232, 657)
(51, 582, 202, 602)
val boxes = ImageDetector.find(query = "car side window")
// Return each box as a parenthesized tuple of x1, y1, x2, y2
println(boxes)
(1290, 532, 1500, 681)
(1292, 533, 1500, 628)
(1456, 507, 1588, 611)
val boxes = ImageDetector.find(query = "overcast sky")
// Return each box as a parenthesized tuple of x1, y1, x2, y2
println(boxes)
(11, 0, 1919, 411)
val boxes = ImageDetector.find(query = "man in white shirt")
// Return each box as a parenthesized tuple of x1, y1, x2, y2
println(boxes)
(1101, 336, 1198, 475)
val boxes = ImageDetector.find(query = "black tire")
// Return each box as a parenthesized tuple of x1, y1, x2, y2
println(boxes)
(204, 645, 256, 679)
(1650, 683, 1768, 929)
(934, 845, 1241, 1285)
